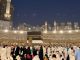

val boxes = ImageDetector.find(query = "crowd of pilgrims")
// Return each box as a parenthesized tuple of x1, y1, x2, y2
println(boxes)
(0, 45, 80, 60)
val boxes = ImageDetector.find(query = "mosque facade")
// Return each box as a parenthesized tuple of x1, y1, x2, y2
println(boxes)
(0, 0, 80, 46)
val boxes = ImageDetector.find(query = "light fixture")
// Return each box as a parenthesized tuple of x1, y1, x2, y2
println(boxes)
(13, 30, 17, 34)
(52, 30, 57, 33)
(4, 29, 9, 33)
(68, 30, 72, 33)
(19, 31, 24, 34)
(59, 30, 63, 34)
(28, 28, 31, 30)
(43, 30, 47, 33)
(75, 30, 79, 32)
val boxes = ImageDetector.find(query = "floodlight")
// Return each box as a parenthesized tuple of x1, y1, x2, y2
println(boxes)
(4, 29, 9, 33)
(75, 30, 79, 32)
(43, 30, 47, 33)
(13, 30, 17, 34)
(68, 30, 72, 33)
(19, 31, 24, 34)
(59, 30, 64, 34)
(52, 30, 57, 33)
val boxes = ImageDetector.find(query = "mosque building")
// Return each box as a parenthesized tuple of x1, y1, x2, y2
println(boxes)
(0, 0, 80, 46)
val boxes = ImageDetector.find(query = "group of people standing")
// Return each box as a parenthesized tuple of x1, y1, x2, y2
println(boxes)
(0, 45, 80, 60)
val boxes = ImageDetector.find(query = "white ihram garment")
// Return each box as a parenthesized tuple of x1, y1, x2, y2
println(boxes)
(68, 49, 75, 60)
(6, 47, 11, 58)
(50, 57, 58, 60)
(6, 56, 13, 60)
(43, 47, 46, 56)
(63, 48, 68, 59)
(1, 47, 7, 60)
(32, 55, 40, 60)
(47, 47, 51, 57)
(16, 55, 21, 60)
(0, 47, 2, 57)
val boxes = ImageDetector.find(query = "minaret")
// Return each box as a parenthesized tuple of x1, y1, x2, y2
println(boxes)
(74, 22, 79, 29)
(67, 22, 72, 30)
(4, 0, 11, 20)
(43, 21, 48, 33)
(45, 21, 48, 31)
(54, 21, 57, 30)
(61, 22, 65, 30)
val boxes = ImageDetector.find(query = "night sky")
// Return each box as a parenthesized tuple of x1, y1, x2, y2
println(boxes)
(12, 0, 80, 26)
